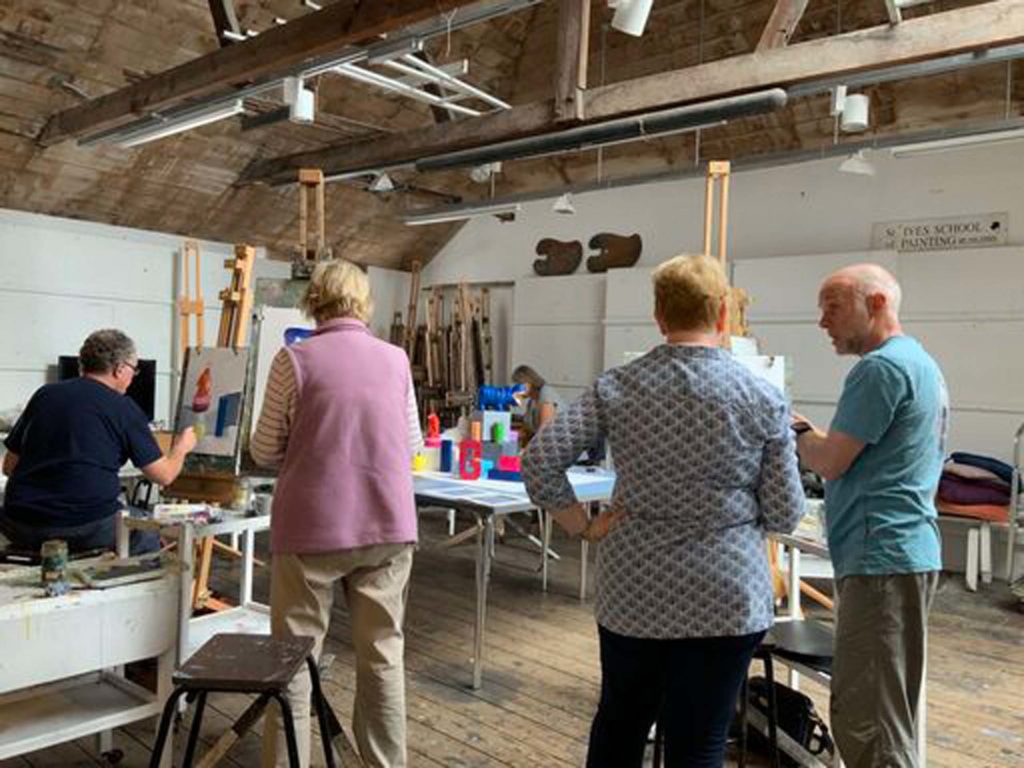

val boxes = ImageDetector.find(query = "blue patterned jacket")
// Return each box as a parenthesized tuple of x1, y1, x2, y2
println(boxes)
(523, 344, 804, 638)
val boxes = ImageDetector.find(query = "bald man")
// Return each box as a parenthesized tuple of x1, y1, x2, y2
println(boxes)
(793, 264, 946, 768)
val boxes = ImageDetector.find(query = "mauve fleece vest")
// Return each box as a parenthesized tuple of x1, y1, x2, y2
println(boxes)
(269, 318, 417, 554)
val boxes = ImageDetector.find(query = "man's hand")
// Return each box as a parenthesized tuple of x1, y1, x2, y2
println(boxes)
(174, 427, 197, 455)
(142, 427, 198, 486)
(791, 411, 814, 430)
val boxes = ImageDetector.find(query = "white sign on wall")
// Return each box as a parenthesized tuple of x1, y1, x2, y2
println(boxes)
(872, 213, 1008, 252)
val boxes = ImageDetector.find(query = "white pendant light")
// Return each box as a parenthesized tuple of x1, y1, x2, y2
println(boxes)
(552, 193, 576, 215)
(840, 93, 870, 133)
(838, 150, 876, 176)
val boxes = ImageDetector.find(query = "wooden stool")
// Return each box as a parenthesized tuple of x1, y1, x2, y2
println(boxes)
(149, 633, 336, 768)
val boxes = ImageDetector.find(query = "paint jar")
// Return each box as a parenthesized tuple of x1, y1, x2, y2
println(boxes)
(231, 483, 251, 512)
(253, 493, 273, 518)
(40, 539, 70, 597)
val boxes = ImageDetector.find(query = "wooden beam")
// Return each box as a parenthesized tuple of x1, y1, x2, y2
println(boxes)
(554, 0, 591, 121)
(208, 0, 243, 47)
(242, 0, 1024, 184)
(756, 0, 811, 51)
(415, 52, 453, 124)
(38, 0, 483, 146)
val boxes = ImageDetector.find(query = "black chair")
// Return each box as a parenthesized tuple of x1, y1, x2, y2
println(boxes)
(738, 619, 834, 768)
(645, 622, 834, 768)
(149, 633, 337, 768)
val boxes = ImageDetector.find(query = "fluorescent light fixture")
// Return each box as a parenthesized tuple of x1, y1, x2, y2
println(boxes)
(611, 0, 654, 36)
(838, 150, 876, 176)
(889, 128, 1024, 157)
(112, 100, 244, 148)
(403, 201, 521, 226)
(552, 193, 575, 215)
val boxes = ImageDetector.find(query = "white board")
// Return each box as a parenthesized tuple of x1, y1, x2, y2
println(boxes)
(251, 306, 311, 430)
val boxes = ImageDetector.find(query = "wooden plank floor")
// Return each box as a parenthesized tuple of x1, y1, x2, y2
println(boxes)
(4, 514, 1024, 767)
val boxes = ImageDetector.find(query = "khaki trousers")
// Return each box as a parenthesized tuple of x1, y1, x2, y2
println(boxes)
(831, 572, 939, 768)
(261, 543, 414, 768)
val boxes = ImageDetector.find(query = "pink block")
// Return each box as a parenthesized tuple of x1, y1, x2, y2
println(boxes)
(497, 455, 521, 472)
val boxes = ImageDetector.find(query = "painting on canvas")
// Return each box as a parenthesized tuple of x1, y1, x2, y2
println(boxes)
(176, 347, 250, 458)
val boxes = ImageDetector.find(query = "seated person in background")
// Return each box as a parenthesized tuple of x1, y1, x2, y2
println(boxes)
(0, 329, 196, 555)
(511, 364, 564, 442)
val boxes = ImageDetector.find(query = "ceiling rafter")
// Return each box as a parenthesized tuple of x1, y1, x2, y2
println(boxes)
(757, 0, 813, 50)
(241, 0, 1024, 185)
(37, 0, 490, 147)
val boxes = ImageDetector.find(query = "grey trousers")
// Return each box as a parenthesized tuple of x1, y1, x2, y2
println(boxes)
(831, 572, 939, 768)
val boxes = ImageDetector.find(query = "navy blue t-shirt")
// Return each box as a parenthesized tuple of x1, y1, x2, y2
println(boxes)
(3, 378, 162, 527)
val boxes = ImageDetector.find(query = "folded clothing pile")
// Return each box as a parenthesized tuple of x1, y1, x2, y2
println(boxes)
(936, 452, 1016, 523)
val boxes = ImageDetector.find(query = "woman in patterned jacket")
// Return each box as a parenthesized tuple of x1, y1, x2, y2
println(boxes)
(522, 254, 804, 768)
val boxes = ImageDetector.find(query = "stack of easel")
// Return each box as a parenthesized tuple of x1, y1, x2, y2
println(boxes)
(402, 279, 493, 427)
(168, 241, 257, 612)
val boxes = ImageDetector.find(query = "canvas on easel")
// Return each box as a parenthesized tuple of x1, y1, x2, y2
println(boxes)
(175, 346, 251, 474)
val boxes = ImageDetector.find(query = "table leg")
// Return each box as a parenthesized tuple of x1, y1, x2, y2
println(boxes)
(96, 729, 113, 756)
(541, 510, 551, 592)
(154, 644, 175, 768)
(580, 538, 589, 601)
(240, 527, 254, 606)
(177, 524, 195, 666)
(472, 515, 495, 690)
(788, 546, 802, 621)
(917, 652, 928, 766)
(787, 544, 801, 690)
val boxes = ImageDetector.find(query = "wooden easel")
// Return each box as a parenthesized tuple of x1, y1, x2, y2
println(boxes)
(701, 161, 831, 612)
(178, 240, 205, 358)
(403, 260, 422, 357)
(169, 245, 258, 611)
(292, 167, 332, 278)
(703, 160, 731, 266)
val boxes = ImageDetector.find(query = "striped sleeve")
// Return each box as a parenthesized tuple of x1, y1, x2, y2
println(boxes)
(406, 367, 423, 456)
(250, 348, 297, 468)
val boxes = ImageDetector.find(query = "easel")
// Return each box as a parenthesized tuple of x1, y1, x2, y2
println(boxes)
(169, 244, 259, 611)
(701, 161, 831, 612)
(292, 168, 332, 279)
(178, 240, 205, 359)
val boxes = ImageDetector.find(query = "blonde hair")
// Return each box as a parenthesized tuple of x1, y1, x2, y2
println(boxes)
(301, 259, 374, 324)
(651, 254, 729, 332)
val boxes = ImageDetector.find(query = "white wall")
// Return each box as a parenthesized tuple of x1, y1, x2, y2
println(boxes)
(735, 247, 1024, 462)
(0, 209, 287, 425)
(424, 143, 1024, 283)
(512, 274, 606, 400)
(424, 142, 1024, 460)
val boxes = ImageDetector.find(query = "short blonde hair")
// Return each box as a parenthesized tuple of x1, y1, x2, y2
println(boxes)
(651, 254, 729, 332)
(301, 259, 374, 324)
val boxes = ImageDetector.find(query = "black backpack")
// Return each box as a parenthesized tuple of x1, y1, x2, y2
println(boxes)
(745, 676, 834, 766)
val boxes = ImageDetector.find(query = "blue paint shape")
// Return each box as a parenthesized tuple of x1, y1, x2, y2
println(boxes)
(215, 391, 242, 437)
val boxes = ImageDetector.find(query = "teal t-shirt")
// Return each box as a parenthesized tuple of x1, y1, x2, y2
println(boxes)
(824, 336, 947, 578)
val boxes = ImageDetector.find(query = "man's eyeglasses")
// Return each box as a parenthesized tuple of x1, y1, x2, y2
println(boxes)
(120, 361, 140, 379)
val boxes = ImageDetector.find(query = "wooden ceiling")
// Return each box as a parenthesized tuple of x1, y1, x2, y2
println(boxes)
(1, 0, 1020, 270)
